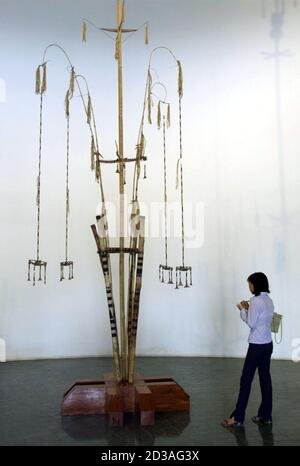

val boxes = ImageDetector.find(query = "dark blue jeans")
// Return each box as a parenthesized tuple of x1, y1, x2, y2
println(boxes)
(231, 342, 273, 423)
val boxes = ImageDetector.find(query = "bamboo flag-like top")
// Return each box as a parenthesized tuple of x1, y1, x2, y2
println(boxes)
(118, 0, 125, 27)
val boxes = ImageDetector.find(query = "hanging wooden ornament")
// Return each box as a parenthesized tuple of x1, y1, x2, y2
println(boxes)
(28, 64, 48, 285)
(159, 114, 173, 285)
(60, 88, 74, 281)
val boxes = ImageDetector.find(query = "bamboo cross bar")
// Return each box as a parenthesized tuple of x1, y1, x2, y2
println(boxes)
(103, 247, 140, 254)
(95, 155, 147, 164)
(101, 28, 138, 33)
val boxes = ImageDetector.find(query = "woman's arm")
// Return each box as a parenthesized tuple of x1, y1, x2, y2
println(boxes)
(240, 299, 260, 329)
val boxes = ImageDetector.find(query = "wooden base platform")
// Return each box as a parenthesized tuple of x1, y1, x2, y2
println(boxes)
(61, 373, 190, 426)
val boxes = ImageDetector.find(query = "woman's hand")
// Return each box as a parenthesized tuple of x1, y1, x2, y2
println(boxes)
(236, 300, 249, 311)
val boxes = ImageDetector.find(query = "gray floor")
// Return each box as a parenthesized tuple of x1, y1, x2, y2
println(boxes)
(0, 357, 299, 446)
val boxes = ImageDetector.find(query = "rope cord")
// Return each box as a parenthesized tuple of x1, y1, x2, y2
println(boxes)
(36, 93, 44, 261)
(163, 115, 168, 267)
(179, 96, 185, 267)
(65, 113, 70, 262)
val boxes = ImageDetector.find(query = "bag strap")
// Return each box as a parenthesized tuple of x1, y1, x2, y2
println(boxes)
(274, 317, 282, 344)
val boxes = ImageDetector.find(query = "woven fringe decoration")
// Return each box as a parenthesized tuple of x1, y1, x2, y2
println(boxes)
(69, 67, 75, 98)
(91, 136, 95, 171)
(41, 63, 47, 94)
(177, 60, 183, 99)
(145, 24, 149, 45)
(167, 103, 171, 128)
(157, 100, 161, 130)
(87, 94, 92, 124)
(82, 21, 87, 42)
(176, 158, 181, 190)
(35, 65, 41, 95)
(65, 90, 70, 118)
(147, 70, 152, 124)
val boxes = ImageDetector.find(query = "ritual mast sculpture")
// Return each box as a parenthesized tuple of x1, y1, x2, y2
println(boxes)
(28, 0, 191, 426)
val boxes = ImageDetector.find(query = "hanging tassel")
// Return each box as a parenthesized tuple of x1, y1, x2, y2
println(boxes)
(87, 94, 92, 124)
(147, 70, 152, 124)
(35, 65, 41, 95)
(82, 21, 87, 42)
(167, 103, 171, 128)
(69, 67, 75, 98)
(65, 90, 70, 118)
(176, 158, 181, 190)
(41, 63, 47, 94)
(177, 60, 183, 99)
(157, 100, 161, 130)
(145, 24, 149, 45)
(91, 136, 95, 171)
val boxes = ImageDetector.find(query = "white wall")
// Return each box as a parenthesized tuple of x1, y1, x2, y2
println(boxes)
(1, 0, 300, 361)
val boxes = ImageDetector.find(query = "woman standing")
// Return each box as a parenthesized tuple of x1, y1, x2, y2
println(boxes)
(222, 272, 274, 427)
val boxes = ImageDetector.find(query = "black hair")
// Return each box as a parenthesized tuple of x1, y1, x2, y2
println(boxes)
(247, 272, 270, 296)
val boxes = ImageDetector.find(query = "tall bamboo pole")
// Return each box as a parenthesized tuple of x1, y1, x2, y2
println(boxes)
(116, 0, 127, 381)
